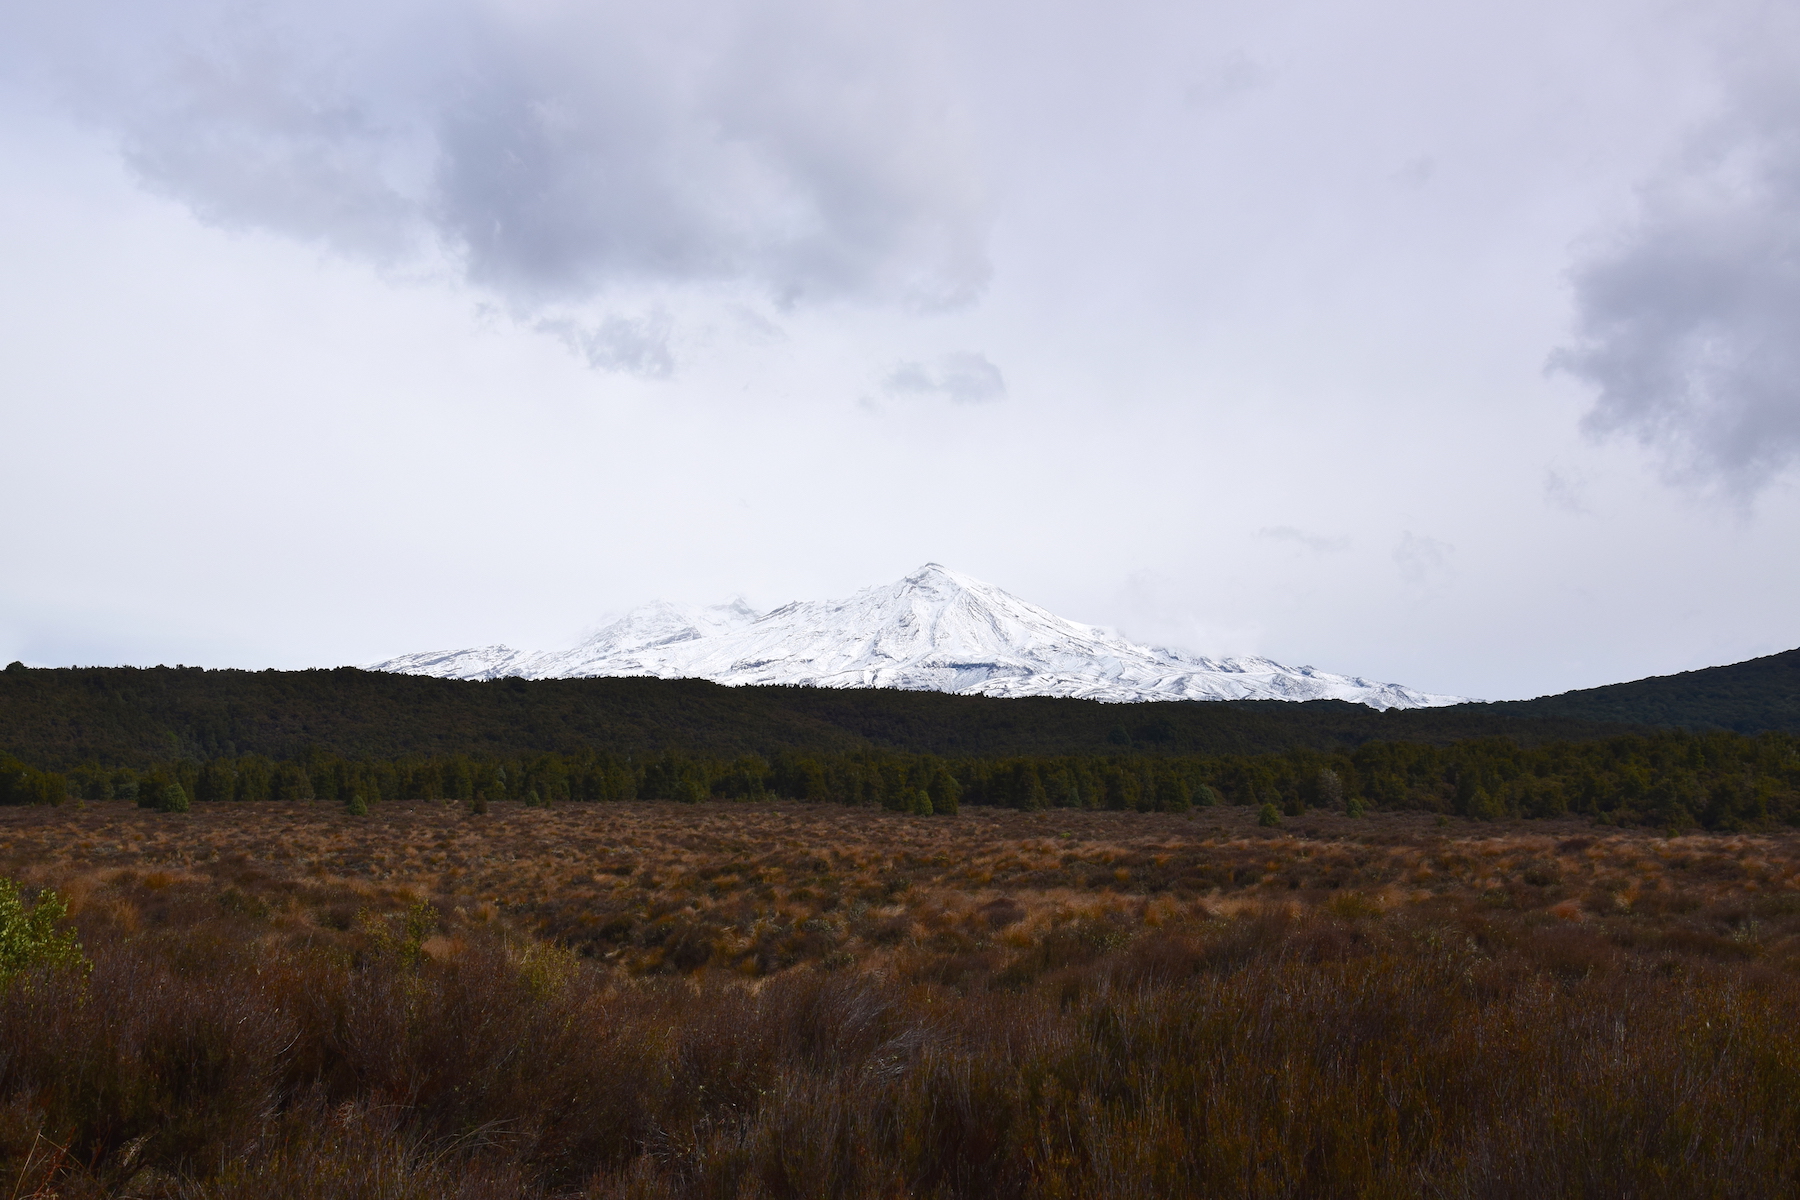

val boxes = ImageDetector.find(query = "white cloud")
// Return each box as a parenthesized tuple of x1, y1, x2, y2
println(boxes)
(1257, 526, 1350, 553)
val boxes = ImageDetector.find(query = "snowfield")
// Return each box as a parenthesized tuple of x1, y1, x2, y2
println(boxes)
(368, 564, 1467, 710)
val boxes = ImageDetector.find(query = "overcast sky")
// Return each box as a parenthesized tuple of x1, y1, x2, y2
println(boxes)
(3, 0, 1798, 701)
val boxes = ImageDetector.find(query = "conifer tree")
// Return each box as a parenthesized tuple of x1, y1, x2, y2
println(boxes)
(930, 769, 960, 816)
(1317, 769, 1345, 810)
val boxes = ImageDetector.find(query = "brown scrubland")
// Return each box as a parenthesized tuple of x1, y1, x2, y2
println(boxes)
(3, 799, 1799, 1197)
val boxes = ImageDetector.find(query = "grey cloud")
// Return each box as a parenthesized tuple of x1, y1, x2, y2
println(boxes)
(1393, 155, 1435, 189)
(538, 313, 675, 378)
(884, 351, 1006, 404)
(1256, 526, 1350, 553)
(20, 0, 990, 315)
(1183, 52, 1269, 113)
(1551, 68, 1800, 497)
(120, 73, 421, 263)
(1543, 467, 1590, 515)
(1394, 532, 1455, 586)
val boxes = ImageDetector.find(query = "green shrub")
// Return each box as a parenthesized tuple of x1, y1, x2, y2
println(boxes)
(158, 782, 190, 813)
(929, 770, 961, 815)
(1470, 787, 1506, 821)
(0, 877, 85, 981)
(362, 900, 438, 969)
(1258, 802, 1284, 828)
(346, 793, 369, 816)
(0, 756, 67, 806)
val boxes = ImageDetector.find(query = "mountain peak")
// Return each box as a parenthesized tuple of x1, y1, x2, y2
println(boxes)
(897, 561, 975, 590)
(367, 566, 1467, 709)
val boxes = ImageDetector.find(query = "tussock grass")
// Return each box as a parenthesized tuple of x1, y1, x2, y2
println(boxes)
(2, 801, 1799, 1196)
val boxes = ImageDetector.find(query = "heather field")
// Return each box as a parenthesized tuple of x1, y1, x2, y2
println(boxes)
(4, 800, 1800, 1197)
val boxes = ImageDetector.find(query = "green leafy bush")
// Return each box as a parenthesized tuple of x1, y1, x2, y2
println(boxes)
(0, 877, 85, 980)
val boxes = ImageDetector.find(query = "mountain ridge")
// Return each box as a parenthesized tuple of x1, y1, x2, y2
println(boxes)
(368, 563, 1466, 711)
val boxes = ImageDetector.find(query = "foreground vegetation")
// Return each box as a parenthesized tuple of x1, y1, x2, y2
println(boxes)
(2, 800, 1799, 1197)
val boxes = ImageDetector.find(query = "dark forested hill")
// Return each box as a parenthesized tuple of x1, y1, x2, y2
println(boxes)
(4, 645, 1794, 771)
(0, 662, 1637, 769)
(1471, 647, 1800, 733)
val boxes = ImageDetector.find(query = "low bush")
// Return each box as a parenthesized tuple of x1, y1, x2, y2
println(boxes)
(0, 803, 1797, 1196)
(0, 876, 85, 980)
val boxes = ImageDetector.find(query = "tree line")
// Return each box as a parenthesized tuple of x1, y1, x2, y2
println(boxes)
(0, 664, 1647, 771)
(5, 727, 1797, 830)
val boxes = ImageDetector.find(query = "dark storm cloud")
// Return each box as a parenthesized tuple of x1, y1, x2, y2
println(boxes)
(1552, 71, 1800, 497)
(12, 0, 990, 315)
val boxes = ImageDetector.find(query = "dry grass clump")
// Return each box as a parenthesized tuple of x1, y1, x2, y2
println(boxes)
(1, 801, 1798, 1196)
(4, 802, 1794, 978)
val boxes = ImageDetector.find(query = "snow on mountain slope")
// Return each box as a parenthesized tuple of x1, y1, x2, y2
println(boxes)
(367, 564, 1468, 709)
(368, 599, 759, 682)
(366, 642, 532, 680)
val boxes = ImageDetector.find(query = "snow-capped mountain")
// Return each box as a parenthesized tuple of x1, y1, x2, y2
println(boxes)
(367, 564, 1467, 710)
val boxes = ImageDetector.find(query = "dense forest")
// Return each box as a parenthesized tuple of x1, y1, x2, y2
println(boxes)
(0, 662, 1648, 769)
(1470, 645, 1800, 733)
(5, 655, 1798, 828)
(7, 727, 1797, 831)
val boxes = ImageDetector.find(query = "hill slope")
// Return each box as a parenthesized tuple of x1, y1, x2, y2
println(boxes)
(1475, 647, 1800, 733)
